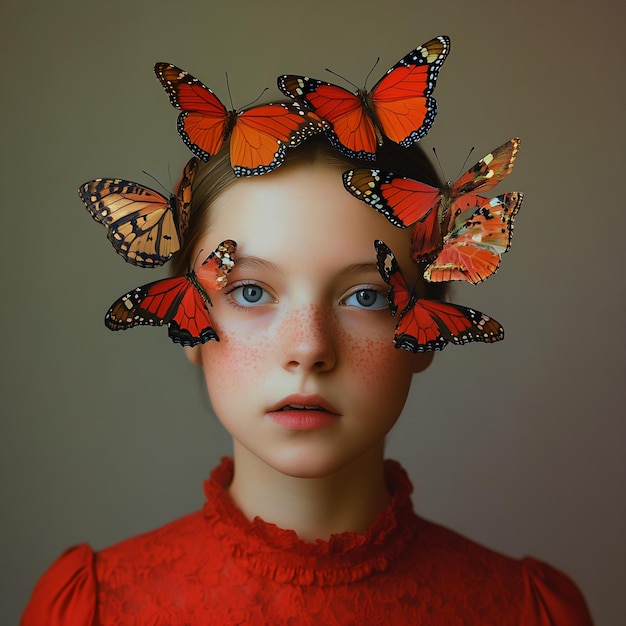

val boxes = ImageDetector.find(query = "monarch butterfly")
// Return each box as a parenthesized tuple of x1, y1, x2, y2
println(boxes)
(375, 240, 503, 352)
(105, 240, 236, 346)
(78, 157, 197, 268)
(277, 35, 450, 160)
(345, 138, 523, 283)
(154, 62, 329, 176)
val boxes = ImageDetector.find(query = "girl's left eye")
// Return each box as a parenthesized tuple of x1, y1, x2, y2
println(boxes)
(227, 283, 275, 307)
(343, 288, 388, 310)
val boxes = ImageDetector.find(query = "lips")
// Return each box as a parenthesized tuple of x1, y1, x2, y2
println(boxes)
(267, 394, 341, 430)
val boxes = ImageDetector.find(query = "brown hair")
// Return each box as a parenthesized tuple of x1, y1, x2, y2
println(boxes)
(171, 132, 447, 300)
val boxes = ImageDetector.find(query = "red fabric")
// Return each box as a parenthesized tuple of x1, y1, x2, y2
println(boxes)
(22, 458, 594, 625)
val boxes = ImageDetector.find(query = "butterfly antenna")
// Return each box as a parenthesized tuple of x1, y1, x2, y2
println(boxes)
(191, 248, 205, 270)
(455, 146, 476, 180)
(431, 147, 447, 184)
(325, 67, 360, 92)
(363, 57, 380, 89)
(241, 86, 269, 110)
(142, 170, 171, 194)
(225, 72, 235, 111)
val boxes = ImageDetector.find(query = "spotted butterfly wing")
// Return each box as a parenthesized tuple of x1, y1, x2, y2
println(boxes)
(154, 62, 328, 176)
(374, 240, 503, 352)
(278, 35, 450, 160)
(346, 138, 522, 281)
(78, 158, 197, 267)
(343, 168, 442, 261)
(105, 239, 236, 346)
(424, 191, 523, 283)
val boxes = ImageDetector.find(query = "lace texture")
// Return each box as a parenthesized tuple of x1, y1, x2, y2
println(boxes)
(22, 458, 594, 625)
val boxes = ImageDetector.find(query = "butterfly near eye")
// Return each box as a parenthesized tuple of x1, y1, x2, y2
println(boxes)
(345, 138, 523, 284)
(78, 157, 197, 268)
(374, 240, 503, 352)
(154, 62, 329, 176)
(104, 239, 237, 346)
(277, 35, 450, 160)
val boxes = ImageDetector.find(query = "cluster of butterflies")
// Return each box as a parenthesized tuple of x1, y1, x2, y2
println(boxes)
(78, 34, 524, 352)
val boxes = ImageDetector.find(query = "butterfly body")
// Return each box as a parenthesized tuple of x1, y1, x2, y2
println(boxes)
(278, 35, 450, 160)
(374, 240, 503, 352)
(155, 63, 328, 176)
(78, 158, 197, 267)
(105, 239, 236, 346)
(345, 138, 522, 283)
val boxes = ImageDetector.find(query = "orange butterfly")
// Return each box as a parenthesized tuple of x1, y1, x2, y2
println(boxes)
(344, 138, 523, 284)
(78, 158, 197, 267)
(155, 63, 328, 176)
(278, 36, 450, 160)
(105, 240, 236, 346)
(375, 240, 503, 352)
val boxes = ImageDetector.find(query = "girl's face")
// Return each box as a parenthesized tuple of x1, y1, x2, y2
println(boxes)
(188, 162, 431, 479)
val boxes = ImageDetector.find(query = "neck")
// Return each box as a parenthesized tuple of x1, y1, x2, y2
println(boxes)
(227, 443, 391, 542)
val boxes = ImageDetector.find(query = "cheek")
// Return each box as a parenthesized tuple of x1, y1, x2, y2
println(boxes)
(201, 332, 271, 393)
(339, 330, 413, 389)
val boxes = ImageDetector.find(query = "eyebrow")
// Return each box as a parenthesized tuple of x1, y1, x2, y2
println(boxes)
(338, 262, 381, 277)
(233, 255, 281, 273)
(234, 256, 380, 276)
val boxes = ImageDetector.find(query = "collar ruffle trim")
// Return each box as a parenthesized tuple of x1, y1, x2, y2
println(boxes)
(202, 457, 419, 586)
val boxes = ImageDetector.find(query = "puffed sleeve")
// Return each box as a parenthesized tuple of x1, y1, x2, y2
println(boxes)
(521, 557, 594, 626)
(21, 544, 96, 626)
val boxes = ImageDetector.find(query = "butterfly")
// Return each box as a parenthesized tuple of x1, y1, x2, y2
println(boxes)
(78, 157, 197, 267)
(344, 138, 523, 283)
(105, 239, 236, 346)
(277, 35, 450, 160)
(154, 62, 328, 176)
(374, 240, 504, 352)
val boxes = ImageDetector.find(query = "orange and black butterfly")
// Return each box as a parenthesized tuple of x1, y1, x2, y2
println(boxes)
(105, 240, 236, 346)
(345, 139, 523, 284)
(375, 240, 503, 352)
(154, 62, 328, 176)
(277, 35, 450, 160)
(78, 157, 197, 268)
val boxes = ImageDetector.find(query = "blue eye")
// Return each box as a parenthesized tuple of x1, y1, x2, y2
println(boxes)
(344, 288, 387, 310)
(228, 283, 274, 307)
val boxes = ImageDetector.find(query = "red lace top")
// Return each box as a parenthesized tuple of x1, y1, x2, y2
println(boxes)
(22, 458, 593, 625)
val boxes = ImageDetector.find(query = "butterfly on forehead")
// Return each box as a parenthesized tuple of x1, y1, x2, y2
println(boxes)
(78, 157, 197, 268)
(345, 138, 523, 284)
(105, 240, 236, 346)
(154, 62, 329, 176)
(374, 240, 503, 352)
(277, 35, 450, 160)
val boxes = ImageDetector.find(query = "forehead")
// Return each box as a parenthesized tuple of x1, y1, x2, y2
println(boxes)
(206, 162, 414, 272)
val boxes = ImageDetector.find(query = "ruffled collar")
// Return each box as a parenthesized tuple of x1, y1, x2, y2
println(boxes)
(202, 457, 419, 586)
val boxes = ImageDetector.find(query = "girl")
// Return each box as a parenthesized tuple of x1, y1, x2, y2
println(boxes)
(22, 134, 594, 624)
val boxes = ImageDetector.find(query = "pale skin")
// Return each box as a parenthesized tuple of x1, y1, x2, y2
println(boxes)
(186, 161, 432, 542)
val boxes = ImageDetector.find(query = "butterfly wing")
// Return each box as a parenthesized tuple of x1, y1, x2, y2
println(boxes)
(104, 240, 237, 346)
(369, 35, 450, 148)
(450, 138, 521, 199)
(79, 179, 180, 267)
(344, 169, 443, 261)
(278, 75, 378, 160)
(230, 102, 328, 176)
(155, 62, 229, 162)
(174, 157, 198, 244)
(374, 240, 503, 351)
(425, 192, 524, 283)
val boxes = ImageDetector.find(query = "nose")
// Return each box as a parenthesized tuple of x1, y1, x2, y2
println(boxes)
(279, 305, 337, 373)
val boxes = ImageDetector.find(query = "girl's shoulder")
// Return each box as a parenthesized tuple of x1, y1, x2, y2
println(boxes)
(20, 510, 208, 626)
(410, 516, 594, 625)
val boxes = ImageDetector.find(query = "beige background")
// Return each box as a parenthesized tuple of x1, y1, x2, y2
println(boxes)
(2, 1, 624, 623)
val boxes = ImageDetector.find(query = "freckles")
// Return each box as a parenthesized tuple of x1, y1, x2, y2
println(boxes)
(205, 332, 271, 392)
(340, 331, 406, 387)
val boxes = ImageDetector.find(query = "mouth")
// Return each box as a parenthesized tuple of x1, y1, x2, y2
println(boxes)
(267, 395, 341, 430)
